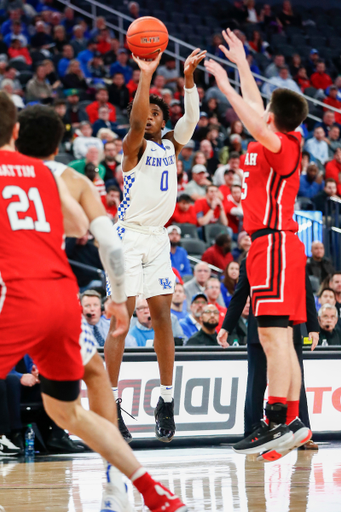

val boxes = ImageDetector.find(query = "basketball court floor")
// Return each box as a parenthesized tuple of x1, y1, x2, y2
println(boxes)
(0, 443, 340, 511)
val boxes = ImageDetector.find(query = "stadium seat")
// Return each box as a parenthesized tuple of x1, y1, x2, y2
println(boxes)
(152, 10, 168, 22)
(175, 223, 199, 239)
(180, 239, 206, 258)
(304, 87, 318, 98)
(196, 26, 212, 38)
(169, 12, 185, 24)
(297, 197, 315, 211)
(270, 34, 288, 48)
(309, 36, 327, 49)
(328, 37, 341, 48)
(186, 14, 202, 26)
(18, 71, 33, 87)
(202, 223, 228, 246)
(9, 59, 29, 72)
(290, 35, 307, 47)
(187, 35, 204, 48)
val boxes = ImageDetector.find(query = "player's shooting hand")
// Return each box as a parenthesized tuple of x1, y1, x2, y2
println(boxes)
(132, 51, 162, 75)
(309, 331, 319, 351)
(107, 299, 130, 337)
(21, 374, 38, 387)
(204, 59, 232, 95)
(184, 49, 207, 76)
(219, 28, 246, 65)
(217, 328, 229, 348)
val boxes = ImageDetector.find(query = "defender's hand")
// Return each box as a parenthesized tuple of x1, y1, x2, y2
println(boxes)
(309, 332, 319, 351)
(219, 28, 247, 65)
(107, 299, 130, 337)
(184, 48, 207, 76)
(204, 59, 232, 95)
(217, 328, 229, 348)
(132, 51, 162, 75)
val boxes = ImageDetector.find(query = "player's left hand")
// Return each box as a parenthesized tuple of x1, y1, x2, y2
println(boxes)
(204, 59, 232, 95)
(184, 49, 207, 76)
(309, 331, 319, 351)
(106, 299, 130, 337)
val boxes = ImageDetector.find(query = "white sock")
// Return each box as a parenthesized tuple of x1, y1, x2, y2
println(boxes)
(103, 460, 125, 489)
(131, 467, 146, 482)
(113, 387, 118, 401)
(160, 384, 173, 403)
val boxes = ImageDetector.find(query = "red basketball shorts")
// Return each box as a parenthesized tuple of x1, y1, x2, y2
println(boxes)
(0, 276, 84, 382)
(246, 231, 307, 325)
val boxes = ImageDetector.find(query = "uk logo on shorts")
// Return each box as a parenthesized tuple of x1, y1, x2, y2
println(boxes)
(159, 278, 172, 290)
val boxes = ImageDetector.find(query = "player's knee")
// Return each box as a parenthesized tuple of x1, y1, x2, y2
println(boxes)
(43, 396, 80, 430)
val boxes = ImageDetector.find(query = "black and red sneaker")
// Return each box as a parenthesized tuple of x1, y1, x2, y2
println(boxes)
(233, 420, 293, 455)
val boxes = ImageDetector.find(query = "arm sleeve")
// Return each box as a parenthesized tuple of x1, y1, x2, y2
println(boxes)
(173, 86, 200, 145)
(89, 216, 126, 303)
(222, 259, 250, 332)
(305, 270, 320, 333)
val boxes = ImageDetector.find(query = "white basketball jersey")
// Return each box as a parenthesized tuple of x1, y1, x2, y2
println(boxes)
(44, 160, 67, 177)
(118, 139, 177, 227)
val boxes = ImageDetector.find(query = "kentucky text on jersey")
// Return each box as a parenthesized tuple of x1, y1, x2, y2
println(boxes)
(145, 155, 176, 167)
(0, 164, 35, 177)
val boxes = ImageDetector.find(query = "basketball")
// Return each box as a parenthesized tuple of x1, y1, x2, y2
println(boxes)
(126, 16, 168, 60)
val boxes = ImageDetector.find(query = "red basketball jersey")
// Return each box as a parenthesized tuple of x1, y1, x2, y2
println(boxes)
(0, 150, 74, 282)
(241, 132, 301, 235)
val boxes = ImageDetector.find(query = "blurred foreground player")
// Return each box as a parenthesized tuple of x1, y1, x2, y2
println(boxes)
(105, 49, 205, 442)
(206, 30, 311, 460)
(0, 93, 187, 512)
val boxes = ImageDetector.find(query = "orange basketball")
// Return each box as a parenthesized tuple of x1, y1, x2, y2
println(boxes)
(126, 16, 168, 59)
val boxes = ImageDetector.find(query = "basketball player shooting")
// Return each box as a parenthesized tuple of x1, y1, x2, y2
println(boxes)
(205, 30, 311, 460)
(105, 48, 206, 443)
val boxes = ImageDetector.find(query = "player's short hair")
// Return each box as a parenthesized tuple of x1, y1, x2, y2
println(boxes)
(126, 94, 170, 123)
(0, 92, 17, 147)
(17, 105, 65, 158)
(269, 88, 308, 132)
(80, 289, 102, 302)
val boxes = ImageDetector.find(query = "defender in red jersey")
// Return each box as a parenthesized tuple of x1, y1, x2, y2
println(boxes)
(205, 29, 311, 460)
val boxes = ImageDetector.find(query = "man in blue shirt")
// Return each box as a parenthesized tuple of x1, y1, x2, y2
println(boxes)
(57, 44, 74, 78)
(110, 49, 133, 84)
(77, 40, 97, 78)
(298, 163, 324, 199)
(81, 289, 110, 347)
(180, 292, 208, 340)
(171, 283, 188, 321)
(126, 298, 154, 347)
(168, 225, 192, 278)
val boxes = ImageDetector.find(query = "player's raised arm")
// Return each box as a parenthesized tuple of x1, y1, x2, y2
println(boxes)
(55, 175, 89, 237)
(220, 28, 264, 116)
(204, 58, 281, 154)
(165, 49, 206, 155)
(122, 52, 162, 169)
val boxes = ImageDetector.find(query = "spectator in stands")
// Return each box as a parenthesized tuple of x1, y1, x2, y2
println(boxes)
(325, 147, 341, 195)
(83, 162, 105, 197)
(62, 59, 87, 91)
(259, 3, 280, 33)
(262, 66, 302, 98)
(77, 39, 97, 77)
(192, 112, 210, 143)
(306, 49, 320, 77)
(323, 85, 341, 124)
(128, 1, 140, 19)
(301, 151, 310, 174)
(96, 28, 111, 55)
(186, 304, 220, 346)
(87, 51, 106, 79)
(126, 68, 140, 102)
(168, 225, 192, 279)
(290, 54, 302, 78)
(53, 98, 72, 144)
(108, 72, 129, 110)
(221, 261, 240, 307)
(278, 0, 301, 27)
(178, 140, 195, 174)
(312, 178, 338, 212)
(180, 292, 207, 340)
(176, 159, 188, 194)
(231, 231, 251, 261)
(184, 261, 211, 308)
(4, 20, 28, 47)
(329, 272, 341, 319)
(86, 87, 116, 124)
(315, 111, 338, 138)
(184, 164, 210, 200)
(318, 304, 341, 346)
(64, 89, 89, 127)
(265, 54, 285, 78)
(92, 106, 117, 137)
(1, 78, 24, 108)
(43, 59, 60, 91)
(157, 56, 178, 92)
(101, 185, 120, 220)
(295, 67, 311, 93)
(305, 127, 329, 165)
(306, 241, 335, 285)
(126, 298, 154, 347)
(7, 37, 31, 64)
(72, 121, 103, 160)
(311, 61, 333, 91)
(69, 146, 106, 179)
(0, 65, 22, 95)
(71, 24, 87, 55)
(205, 277, 227, 331)
(110, 48, 132, 84)
(25, 63, 52, 102)
(326, 126, 341, 158)
(171, 283, 188, 321)
(30, 20, 53, 49)
(168, 194, 197, 226)
(224, 184, 243, 235)
(161, 88, 173, 106)
(200, 139, 220, 176)
(195, 184, 228, 227)
(53, 25, 68, 54)
(149, 74, 166, 98)
(81, 289, 109, 346)
(207, 33, 226, 60)
(62, 6, 76, 35)
(202, 233, 233, 271)
(298, 163, 324, 199)
(101, 140, 120, 183)
(213, 151, 242, 187)
(248, 30, 267, 54)
(317, 287, 337, 312)
(57, 44, 74, 77)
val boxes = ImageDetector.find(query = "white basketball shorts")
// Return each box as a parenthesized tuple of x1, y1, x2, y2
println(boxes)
(106, 224, 175, 299)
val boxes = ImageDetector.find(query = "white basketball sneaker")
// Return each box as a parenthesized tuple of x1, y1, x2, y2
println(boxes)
(0, 435, 20, 456)
(100, 464, 133, 512)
